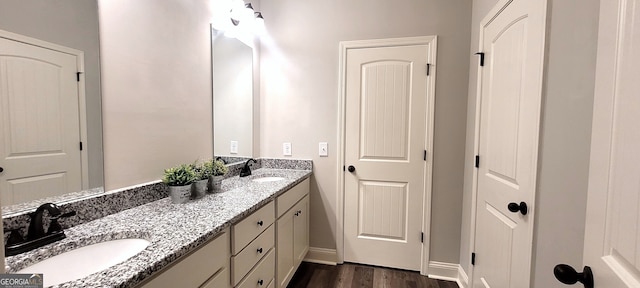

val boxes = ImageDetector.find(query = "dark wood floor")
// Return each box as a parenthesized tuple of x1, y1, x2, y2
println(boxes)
(287, 262, 460, 288)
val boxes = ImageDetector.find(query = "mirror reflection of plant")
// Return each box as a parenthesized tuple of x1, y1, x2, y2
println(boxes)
(162, 164, 198, 186)
(205, 159, 229, 176)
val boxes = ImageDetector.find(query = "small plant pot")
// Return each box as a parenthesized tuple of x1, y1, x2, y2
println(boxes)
(192, 179, 208, 199)
(209, 175, 224, 193)
(168, 185, 191, 204)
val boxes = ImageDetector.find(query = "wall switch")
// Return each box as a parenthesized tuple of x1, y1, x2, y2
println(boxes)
(230, 141, 238, 154)
(283, 142, 292, 156)
(319, 142, 328, 157)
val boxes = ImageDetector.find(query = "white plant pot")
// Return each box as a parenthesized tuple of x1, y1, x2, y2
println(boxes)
(192, 179, 208, 199)
(209, 175, 224, 193)
(168, 185, 191, 204)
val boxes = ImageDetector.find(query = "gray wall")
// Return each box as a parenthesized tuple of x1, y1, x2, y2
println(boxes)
(0, 0, 104, 189)
(460, 1, 600, 287)
(259, 0, 472, 263)
(532, 0, 599, 286)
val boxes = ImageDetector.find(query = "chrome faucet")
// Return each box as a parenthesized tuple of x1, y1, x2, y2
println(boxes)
(240, 158, 257, 177)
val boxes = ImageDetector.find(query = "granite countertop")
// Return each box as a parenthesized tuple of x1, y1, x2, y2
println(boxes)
(4, 168, 312, 288)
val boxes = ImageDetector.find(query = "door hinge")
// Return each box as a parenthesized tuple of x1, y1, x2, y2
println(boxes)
(474, 52, 485, 67)
(79, 141, 83, 151)
(424, 150, 427, 161)
(76, 72, 82, 82)
(421, 232, 424, 243)
(426, 63, 431, 76)
(475, 155, 480, 168)
(472, 252, 476, 265)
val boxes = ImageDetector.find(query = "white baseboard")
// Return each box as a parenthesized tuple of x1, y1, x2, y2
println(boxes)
(303, 247, 338, 265)
(428, 261, 460, 282)
(457, 265, 469, 288)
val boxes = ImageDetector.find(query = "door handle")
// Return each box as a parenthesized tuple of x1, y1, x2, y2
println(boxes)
(0, 167, 3, 173)
(347, 165, 355, 173)
(507, 202, 528, 215)
(554, 264, 593, 288)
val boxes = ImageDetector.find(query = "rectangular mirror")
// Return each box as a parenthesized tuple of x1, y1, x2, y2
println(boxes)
(0, 0, 104, 215)
(212, 28, 255, 159)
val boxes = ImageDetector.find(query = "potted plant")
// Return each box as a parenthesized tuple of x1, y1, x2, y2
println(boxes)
(191, 161, 212, 199)
(162, 164, 198, 204)
(205, 159, 228, 193)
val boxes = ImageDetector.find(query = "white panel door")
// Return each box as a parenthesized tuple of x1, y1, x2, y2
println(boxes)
(472, 0, 546, 287)
(582, 0, 640, 287)
(344, 44, 430, 271)
(0, 37, 82, 205)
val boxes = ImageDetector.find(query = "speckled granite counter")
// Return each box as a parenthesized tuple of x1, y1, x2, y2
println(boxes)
(4, 168, 311, 288)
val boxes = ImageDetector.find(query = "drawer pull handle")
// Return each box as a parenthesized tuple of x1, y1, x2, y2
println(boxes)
(258, 279, 264, 286)
(257, 220, 264, 226)
(257, 247, 263, 254)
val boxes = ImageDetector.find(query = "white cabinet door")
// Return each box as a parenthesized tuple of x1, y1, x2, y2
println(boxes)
(293, 195, 309, 264)
(276, 195, 309, 288)
(276, 206, 296, 288)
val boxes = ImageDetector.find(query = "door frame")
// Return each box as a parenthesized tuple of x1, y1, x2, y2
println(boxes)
(336, 35, 438, 275)
(0, 29, 89, 190)
(466, 0, 547, 285)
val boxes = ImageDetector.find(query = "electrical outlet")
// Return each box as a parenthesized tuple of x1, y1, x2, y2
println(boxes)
(283, 142, 292, 156)
(319, 142, 328, 157)
(230, 141, 238, 154)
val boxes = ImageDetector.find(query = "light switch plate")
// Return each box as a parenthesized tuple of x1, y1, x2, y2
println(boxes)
(230, 141, 238, 154)
(319, 142, 328, 157)
(283, 142, 292, 156)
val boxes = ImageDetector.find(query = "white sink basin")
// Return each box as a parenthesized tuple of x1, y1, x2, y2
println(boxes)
(252, 176, 285, 183)
(17, 238, 150, 287)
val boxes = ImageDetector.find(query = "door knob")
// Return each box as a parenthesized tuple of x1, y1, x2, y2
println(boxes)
(0, 167, 3, 173)
(554, 264, 594, 288)
(347, 165, 356, 173)
(507, 202, 528, 215)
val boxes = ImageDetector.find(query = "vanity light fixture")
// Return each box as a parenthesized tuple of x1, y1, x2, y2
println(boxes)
(228, 1, 264, 32)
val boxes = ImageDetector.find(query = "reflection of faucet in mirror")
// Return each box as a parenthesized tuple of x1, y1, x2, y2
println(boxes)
(240, 159, 257, 177)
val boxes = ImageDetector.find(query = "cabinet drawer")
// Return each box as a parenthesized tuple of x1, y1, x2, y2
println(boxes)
(276, 179, 309, 218)
(231, 225, 275, 286)
(139, 230, 229, 288)
(236, 249, 275, 288)
(201, 267, 230, 288)
(232, 201, 275, 254)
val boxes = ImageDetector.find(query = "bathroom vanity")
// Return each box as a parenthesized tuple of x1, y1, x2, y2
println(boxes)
(4, 166, 311, 288)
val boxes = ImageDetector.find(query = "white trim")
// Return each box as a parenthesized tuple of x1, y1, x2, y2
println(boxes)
(336, 36, 438, 274)
(0, 29, 89, 191)
(427, 261, 460, 281)
(303, 247, 338, 266)
(458, 265, 469, 288)
(427, 261, 469, 288)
